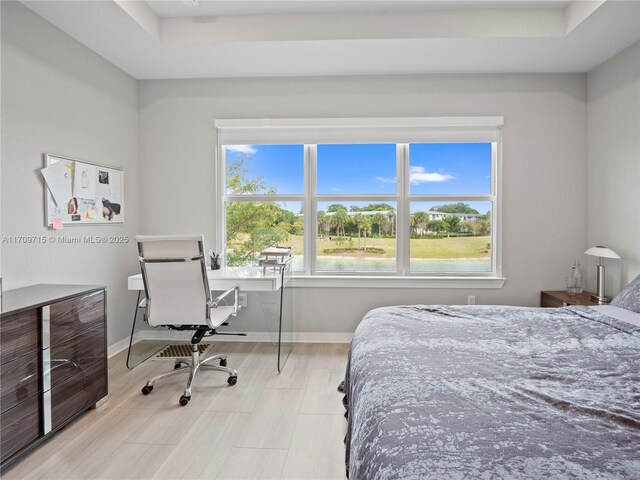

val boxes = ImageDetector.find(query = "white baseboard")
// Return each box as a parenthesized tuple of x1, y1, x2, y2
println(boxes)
(108, 336, 132, 358)
(109, 330, 351, 357)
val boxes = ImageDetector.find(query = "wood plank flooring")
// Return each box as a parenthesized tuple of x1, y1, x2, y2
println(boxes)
(3, 342, 349, 480)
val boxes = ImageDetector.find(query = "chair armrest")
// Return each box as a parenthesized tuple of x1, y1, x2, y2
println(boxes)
(209, 286, 239, 315)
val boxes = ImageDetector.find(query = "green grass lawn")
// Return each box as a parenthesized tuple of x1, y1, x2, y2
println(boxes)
(287, 235, 490, 259)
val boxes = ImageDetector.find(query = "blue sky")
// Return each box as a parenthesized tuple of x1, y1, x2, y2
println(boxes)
(318, 144, 396, 194)
(226, 144, 305, 194)
(408, 143, 491, 195)
(226, 143, 491, 214)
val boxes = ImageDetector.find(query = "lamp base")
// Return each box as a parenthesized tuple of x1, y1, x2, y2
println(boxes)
(590, 294, 611, 305)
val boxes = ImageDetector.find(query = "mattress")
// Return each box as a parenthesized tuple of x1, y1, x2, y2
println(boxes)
(344, 305, 640, 479)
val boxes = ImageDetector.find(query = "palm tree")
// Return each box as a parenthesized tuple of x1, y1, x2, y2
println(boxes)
(412, 211, 428, 236)
(353, 213, 366, 247)
(317, 210, 330, 237)
(331, 210, 348, 238)
(387, 209, 396, 236)
(372, 213, 388, 238)
(361, 217, 372, 248)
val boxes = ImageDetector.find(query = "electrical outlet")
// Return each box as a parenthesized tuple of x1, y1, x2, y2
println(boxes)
(467, 295, 476, 305)
(239, 293, 248, 308)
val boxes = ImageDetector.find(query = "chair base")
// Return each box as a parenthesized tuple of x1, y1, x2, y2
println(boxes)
(141, 344, 238, 406)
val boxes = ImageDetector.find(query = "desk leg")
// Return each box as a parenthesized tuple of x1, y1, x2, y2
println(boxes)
(126, 291, 142, 370)
(277, 280, 284, 373)
(276, 262, 293, 373)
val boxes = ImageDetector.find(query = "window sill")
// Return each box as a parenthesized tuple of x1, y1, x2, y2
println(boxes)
(291, 275, 506, 289)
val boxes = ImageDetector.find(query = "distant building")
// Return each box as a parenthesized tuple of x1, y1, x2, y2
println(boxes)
(426, 211, 481, 222)
(324, 210, 393, 218)
(322, 210, 481, 222)
(319, 208, 484, 236)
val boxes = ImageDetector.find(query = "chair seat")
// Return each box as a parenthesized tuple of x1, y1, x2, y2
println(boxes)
(209, 305, 236, 329)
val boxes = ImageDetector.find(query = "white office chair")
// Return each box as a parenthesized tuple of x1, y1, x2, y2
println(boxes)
(136, 234, 239, 406)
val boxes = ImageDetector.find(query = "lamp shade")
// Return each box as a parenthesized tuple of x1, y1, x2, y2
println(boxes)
(584, 246, 621, 259)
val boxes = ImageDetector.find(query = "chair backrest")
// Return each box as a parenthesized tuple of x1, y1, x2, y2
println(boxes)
(136, 235, 211, 328)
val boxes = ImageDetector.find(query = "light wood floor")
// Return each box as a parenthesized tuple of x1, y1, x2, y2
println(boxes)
(4, 342, 349, 480)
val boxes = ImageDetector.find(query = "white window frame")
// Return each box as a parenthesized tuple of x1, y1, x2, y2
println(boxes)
(215, 117, 505, 289)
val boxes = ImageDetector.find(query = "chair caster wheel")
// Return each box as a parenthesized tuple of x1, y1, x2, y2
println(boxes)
(141, 385, 153, 395)
(179, 395, 191, 406)
(227, 375, 238, 386)
(219, 358, 227, 367)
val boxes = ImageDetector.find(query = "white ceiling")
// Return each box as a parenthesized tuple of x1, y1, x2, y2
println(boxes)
(146, 1, 573, 17)
(20, 0, 640, 79)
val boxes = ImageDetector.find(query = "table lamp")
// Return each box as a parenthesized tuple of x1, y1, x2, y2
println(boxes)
(584, 246, 621, 304)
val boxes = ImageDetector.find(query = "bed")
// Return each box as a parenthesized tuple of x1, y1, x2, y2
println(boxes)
(343, 278, 640, 479)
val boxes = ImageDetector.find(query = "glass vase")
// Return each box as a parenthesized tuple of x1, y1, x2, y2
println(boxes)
(566, 260, 583, 296)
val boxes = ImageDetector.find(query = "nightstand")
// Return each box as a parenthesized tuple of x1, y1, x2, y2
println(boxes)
(540, 290, 599, 308)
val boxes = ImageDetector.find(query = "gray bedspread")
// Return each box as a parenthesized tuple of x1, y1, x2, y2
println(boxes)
(344, 305, 640, 479)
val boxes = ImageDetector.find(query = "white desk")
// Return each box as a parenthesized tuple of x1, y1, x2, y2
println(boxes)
(126, 264, 293, 372)
(128, 266, 283, 293)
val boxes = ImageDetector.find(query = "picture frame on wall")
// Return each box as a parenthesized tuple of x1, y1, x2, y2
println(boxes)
(42, 153, 124, 226)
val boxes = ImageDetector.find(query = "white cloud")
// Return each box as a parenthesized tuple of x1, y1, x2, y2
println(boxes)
(409, 166, 454, 184)
(375, 176, 397, 184)
(226, 145, 257, 154)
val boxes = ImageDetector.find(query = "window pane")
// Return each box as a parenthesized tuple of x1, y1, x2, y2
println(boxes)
(409, 201, 492, 273)
(317, 144, 396, 194)
(225, 144, 304, 195)
(316, 201, 396, 272)
(226, 201, 303, 271)
(409, 143, 491, 195)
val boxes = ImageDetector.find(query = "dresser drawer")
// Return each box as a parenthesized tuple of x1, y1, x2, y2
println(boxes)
(0, 394, 41, 463)
(0, 309, 40, 364)
(51, 360, 107, 430)
(50, 291, 105, 345)
(0, 355, 40, 414)
(50, 324, 105, 387)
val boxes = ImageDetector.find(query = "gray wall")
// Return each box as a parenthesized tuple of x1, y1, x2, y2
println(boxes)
(139, 74, 588, 334)
(1, 1, 140, 346)
(587, 42, 640, 296)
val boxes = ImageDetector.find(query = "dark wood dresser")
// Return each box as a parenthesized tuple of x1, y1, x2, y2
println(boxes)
(0, 284, 107, 471)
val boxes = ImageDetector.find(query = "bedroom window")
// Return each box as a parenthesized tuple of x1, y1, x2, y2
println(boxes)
(216, 117, 503, 287)
(223, 144, 305, 271)
(316, 144, 397, 273)
(408, 143, 494, 274)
